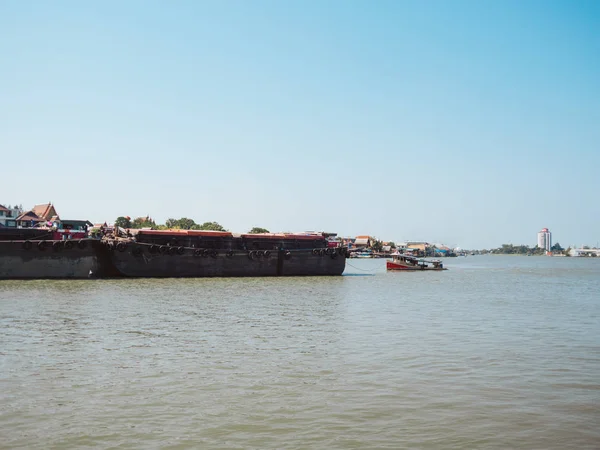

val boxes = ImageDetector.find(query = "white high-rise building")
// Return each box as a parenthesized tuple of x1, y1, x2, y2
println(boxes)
(537, 228, 552, 251)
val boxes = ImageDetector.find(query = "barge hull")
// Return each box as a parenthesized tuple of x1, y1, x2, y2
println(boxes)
(109, 247, 346, 277)
(0, 240, 111, 279)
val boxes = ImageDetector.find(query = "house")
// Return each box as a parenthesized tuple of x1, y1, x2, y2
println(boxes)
(0, 204, 20, 227)
(15, 211, 45, 228)
(382, 242, 396, 254)
(31, 203, 59, 221)
(354, 235, 372, 248)
(396, 241, 430, 256)
(405, 242, 429, 252)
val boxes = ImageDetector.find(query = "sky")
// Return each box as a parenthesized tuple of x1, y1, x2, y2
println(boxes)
(1, 0, 598, 249)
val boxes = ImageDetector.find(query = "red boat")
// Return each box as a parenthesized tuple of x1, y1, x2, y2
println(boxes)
(387, 253, 447, 271)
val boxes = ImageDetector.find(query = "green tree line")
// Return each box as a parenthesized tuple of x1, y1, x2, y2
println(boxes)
(113, 216, 270, 234)
(492, 243, 565, 255)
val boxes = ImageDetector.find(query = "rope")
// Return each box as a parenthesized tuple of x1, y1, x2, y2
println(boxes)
(8, 230, 55, 242)
(345, 261, 380, 272)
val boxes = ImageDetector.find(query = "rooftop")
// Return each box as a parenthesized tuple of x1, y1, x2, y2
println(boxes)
(16, 211, 44, 222)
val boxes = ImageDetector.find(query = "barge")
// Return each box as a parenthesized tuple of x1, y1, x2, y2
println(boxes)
(103, 230, 347, 277)
(1, 227, 348, 279)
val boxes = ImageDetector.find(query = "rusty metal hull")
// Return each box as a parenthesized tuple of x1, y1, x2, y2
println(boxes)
(108, 247, 346, 277)
(0, 240, 111, 279)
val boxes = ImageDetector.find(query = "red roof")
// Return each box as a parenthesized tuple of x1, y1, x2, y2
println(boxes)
(137, 229, 233, 238)
(241, 233, 325, 241)
(187, 230, 232, 237)
(32, 203, 50, 218)
(241, 233, 286, 239)
(135, 230, 325, 240)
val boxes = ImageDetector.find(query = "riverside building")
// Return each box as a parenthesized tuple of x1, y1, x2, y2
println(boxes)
(537, 228, 552, 252)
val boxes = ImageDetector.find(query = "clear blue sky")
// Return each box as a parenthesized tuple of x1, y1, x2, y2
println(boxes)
(1, 0, 598, 248)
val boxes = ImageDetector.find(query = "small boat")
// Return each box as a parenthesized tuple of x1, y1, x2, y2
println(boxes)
(386, 253, 447, 271)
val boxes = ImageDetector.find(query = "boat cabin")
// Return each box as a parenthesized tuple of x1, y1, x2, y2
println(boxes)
(387, 253, 446, 271)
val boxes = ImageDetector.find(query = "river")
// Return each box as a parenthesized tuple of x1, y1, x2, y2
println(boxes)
(1, 256, 599, 449)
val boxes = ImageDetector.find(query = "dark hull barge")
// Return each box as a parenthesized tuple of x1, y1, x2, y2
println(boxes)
(104, 230, 347, 277)
(0, 229, 112, 279)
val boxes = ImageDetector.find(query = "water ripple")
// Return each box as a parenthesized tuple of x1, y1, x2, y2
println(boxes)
(1, 256, 599, 449)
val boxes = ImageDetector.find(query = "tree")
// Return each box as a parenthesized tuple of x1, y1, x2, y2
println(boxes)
(131, 216, 156, 229)
(114, 216, 132, 228)
(387, 241, 396, 249)
(164, 218, 196, 229)
(165, 218, 178, 228)
(371, 238, 383, 252)
(249, 227, 270, 234)
(198, 221, 226, 231)
(551, 242, 563, 252)
(495, 244, 545, 255)
(176, 217, 197, 230)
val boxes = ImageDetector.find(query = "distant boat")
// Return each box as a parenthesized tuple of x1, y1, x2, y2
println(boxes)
(387, 253, 447, 271)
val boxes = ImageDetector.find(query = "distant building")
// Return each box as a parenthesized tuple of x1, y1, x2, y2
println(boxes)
(354, 236, 372, 248)
(341, 237, 356, 248)
(537, 228, 552, 251)
(405, 242, 429, 252)
(1, 202, 61, 229)
(0, 204, 20, 227)
(15, 211, 45, 228)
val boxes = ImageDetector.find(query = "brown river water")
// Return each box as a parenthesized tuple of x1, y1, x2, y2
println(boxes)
(1, 255, 599, 449)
